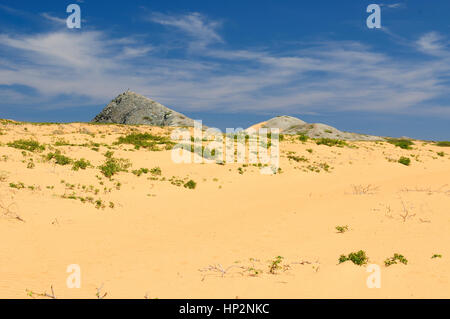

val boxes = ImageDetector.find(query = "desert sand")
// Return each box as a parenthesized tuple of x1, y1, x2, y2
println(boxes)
(0, 120, 449, 299)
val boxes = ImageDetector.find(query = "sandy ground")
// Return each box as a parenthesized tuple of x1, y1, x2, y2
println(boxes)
(0, 120, 449, 299)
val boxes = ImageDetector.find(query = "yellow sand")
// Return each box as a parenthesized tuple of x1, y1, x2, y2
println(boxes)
(0, 121, 449, 298)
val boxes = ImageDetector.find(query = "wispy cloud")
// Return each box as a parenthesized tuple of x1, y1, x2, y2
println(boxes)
(147, 12, 223, 49)
(0, 12, 449, 118)
(41, 13, 66, 25)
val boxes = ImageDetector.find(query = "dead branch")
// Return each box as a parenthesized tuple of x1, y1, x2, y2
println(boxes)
(26, 285, 56, 299)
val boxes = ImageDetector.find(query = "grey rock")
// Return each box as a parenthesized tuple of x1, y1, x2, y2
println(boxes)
(259, 116, 307, 131)
(92, 91, 196, 127)
(248, 116, 384, 141)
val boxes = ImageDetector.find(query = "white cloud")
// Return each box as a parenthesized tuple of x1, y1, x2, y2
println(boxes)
(416, 32, 449, 56)
(148, 12, 223, 48)
(0, 12, 449, 118)
(41, 13, 66, 25)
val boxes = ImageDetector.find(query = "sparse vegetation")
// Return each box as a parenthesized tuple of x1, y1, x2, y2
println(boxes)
(387, 138, 414, 150)
(46, 152, 72, 165)
(298, 134, 308, 142)
(339, 250, 368, 266)
(315, 138, 346, 147)
(436, 141, 450, 147)
(184, 179, 197, 189)
(8, 139, 45, 152)
(431, 254, 442, 259)
(269, 256, 284, 274)
(72, 159, 90, 171)
(335, 225, 349, 233)
(150, 167, 162, 176)
(398, 156, 411, 166)
(384, 253, 408, 267)
(99, 156, 131, 178)
(116, 133, 174, 150)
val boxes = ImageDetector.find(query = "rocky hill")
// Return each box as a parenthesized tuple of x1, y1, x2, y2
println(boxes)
(247, 115, 383, 141)
(92, 91, 195, 127)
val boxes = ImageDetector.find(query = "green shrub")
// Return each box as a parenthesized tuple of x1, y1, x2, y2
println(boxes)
(7, 139, 45, 152)
(183, 180, 197, 189)
(431, 254, 442, 259)
(99, 157, 131, 178)
(335, 225, 349, 233)
(384, 253, 408, 267)
(47, 152, 72, 165)
(269, 256, 284, 274)
(387, 138, 414, 149)
(287, 155, 308, 162)
(437, 151, 445, 157)
(339, 250, 368, 266)
(436, 141, 450, 147)
(298, 134, 308, 142)
(132, 168, 149, 176)
(9, 182, 25, 189)
(116, 133, 175, 150)
(398, 156, 411, 166)
(150, 167, 162, 176)
(72, 159, 90, 171)
(316, 138, 346, 147)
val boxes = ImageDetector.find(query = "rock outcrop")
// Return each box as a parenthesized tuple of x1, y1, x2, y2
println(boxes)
(92, 91, 195, 127)
(247, 116, 383, 141)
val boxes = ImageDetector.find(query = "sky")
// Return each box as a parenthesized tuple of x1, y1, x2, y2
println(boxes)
(0, 0, 449, 140)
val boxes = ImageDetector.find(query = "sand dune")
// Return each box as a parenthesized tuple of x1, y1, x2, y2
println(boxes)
(0, 120, 449, 298)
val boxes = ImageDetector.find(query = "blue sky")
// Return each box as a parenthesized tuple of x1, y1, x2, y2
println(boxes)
(0, 0, 449, 139)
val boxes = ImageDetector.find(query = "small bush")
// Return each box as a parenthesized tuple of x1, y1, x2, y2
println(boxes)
(183, 180, 197, 189)
(437, 151, 445, 157)
(384, 253, 408, 267)
(150, 167, 162, 176)
(298, 134, 308, 142)
(339, 250, 368, 266)
(398, 156, 411, 166)
(387, 138, 414, 149)
(116, 133, 175, 150)
(132, 168, 149, 176)
(269, 256, 284, 274)
(316, 138, 346, 147)
(436, 141, 450, 147)
(431, 254, 442, 259)
(335, 225, 349, 233)
(47, 152, 72, 165)
(9, 182, 25, 189)
(287, 155, 308, 162)
(72, 159, 90, 171)
(7, 139, 45, 152)
(99, 157, 131, 178)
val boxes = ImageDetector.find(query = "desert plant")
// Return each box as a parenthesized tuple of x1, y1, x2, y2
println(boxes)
(7, 139, 45, 152)
(116, 133, 174, 150)
(387, 138, 414, 149)
(184, 180, 197, 189)
(437, 151, 445, 157)
(269, 256, 284, 274)
(339, 250, 368, 266)
(72, 159, 90, 171)
(436, 141, 450, 147)
(99, 157, 131, 178)
(298, 134, 308, 142)
(398, 156, 411, 166)
(150, 167, 162, 176)
(431, 254, 442, 259)
(335, 225, 349, 233)
(46, 152, 72, 165)
(315, 138, 346, 147)
(384, 253, 408, 267)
